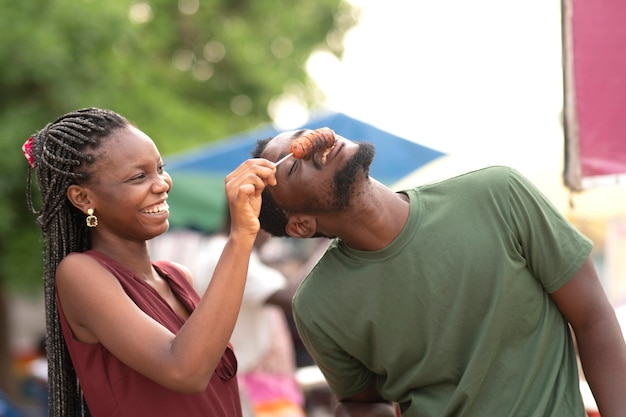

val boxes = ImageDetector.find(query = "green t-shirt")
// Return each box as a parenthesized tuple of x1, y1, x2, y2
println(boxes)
(292, 166, 592, 417)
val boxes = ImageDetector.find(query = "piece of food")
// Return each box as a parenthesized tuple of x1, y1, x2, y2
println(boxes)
(290, 127, 336, 160)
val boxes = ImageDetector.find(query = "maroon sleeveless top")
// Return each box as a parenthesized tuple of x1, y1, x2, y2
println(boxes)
(57, 250, 242, 417)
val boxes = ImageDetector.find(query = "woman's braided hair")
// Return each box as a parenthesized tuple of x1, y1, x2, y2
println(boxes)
(26, 108, 128, 416)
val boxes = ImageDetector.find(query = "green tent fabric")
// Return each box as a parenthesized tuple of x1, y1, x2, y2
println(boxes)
(167, 174, 226, 233)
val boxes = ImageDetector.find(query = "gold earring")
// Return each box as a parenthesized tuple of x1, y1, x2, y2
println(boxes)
(86, 208, 98, 228)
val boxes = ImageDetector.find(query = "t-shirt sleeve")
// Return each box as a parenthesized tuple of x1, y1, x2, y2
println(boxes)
(506, 167, 593, 293)
(293, 280, 376, 398)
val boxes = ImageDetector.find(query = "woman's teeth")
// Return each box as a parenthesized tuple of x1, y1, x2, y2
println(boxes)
(142, 202, 169, 214)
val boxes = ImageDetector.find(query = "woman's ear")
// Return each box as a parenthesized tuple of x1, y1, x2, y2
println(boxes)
(66, 184, 92, 213)
(285, 214, 317, 238)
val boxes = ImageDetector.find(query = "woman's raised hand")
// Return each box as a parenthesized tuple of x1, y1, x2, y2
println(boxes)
(224, 158, 276, 239)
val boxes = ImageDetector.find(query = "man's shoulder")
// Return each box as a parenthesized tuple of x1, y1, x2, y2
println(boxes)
(409, 165, 512, 193)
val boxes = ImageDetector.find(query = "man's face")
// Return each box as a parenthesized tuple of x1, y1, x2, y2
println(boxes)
(261, 129, 375, 214)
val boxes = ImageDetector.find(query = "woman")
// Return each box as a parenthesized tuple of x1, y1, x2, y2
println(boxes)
(23, 108, 276, 416)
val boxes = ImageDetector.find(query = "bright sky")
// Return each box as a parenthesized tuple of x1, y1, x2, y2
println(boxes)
(311, 0, 564, 151)
(301, 0, 569, 202)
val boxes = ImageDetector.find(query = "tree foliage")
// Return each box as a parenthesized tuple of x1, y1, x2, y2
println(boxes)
(0, 0, 358, 292)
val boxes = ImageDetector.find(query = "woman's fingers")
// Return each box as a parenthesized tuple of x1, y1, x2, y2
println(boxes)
(224, 159, 277, 235)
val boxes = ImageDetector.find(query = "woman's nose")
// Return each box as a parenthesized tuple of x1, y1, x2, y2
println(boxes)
(154, 173, 172, 193)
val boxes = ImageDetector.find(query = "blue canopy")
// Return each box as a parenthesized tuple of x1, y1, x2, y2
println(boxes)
(165, 112, 445, 232)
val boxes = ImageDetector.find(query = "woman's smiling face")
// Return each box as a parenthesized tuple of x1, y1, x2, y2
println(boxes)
(84, 125, 172, 241)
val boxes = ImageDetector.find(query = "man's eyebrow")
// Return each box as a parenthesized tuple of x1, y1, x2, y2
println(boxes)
(292, 129, 307, 139)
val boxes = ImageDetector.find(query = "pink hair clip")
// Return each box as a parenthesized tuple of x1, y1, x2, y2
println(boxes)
(22, 136, 35, 168)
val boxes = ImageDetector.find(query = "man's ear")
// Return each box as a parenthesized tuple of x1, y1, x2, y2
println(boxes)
(285, 214, 317, 238)
(66, 184, 92, 213)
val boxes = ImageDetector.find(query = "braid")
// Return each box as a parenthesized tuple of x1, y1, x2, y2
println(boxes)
(26, 108, 127, 417)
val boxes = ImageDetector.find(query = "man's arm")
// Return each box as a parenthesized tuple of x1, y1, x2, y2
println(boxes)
(550, 258, 626, 417)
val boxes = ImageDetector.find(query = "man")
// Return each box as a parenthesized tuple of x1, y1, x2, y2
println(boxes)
(252, 129, 626, 417)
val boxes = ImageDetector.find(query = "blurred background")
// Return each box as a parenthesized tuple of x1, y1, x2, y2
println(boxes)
(1, 0, 624, 415)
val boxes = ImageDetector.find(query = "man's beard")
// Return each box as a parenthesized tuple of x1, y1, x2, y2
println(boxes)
(331, 141, 375, 211)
